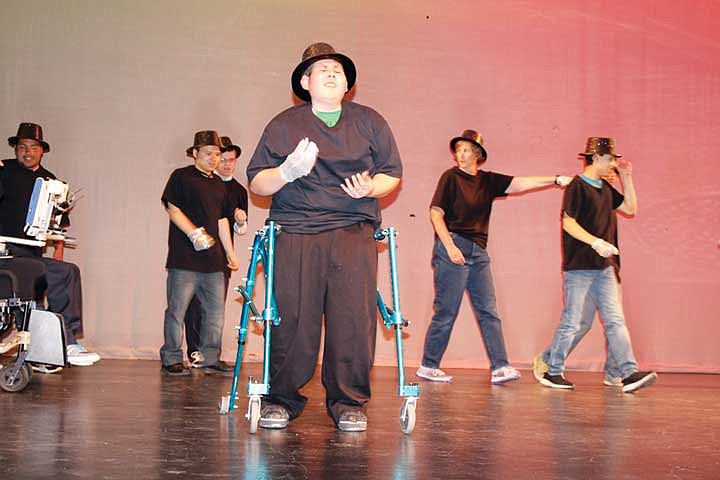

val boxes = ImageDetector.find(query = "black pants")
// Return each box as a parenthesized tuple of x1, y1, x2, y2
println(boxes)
(9, 245, 83, 345)
(267, 223, 378, 424)
(183, 271, 230, 359)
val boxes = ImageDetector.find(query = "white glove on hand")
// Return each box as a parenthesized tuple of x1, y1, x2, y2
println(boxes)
(187, 227, 215, 251)
(278, 137, 319, 183)
(555, 175, 573, 187)
(591, 238, 619, 258)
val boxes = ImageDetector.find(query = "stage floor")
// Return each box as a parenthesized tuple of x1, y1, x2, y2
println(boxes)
(1, 359, 718, 479)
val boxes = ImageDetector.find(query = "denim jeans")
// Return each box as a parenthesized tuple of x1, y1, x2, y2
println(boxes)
(160, 269, 226, 366)
(421, 234, 510, 371)
(546, 267, 637, 378)
(540, 287, 621, 379)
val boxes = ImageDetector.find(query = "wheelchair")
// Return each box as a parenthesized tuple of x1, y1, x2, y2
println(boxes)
(219, 221, 420, 434)
(0, 257, 67, 392)
(0, 177, 75, 392)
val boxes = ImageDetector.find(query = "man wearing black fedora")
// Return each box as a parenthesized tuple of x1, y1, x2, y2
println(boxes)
(182, 136, 248, 369)
(247, 42, 403, 432)
(160, 130, 240, 376)
(0, 122, 100, 369)
(535, 137, 657, 393)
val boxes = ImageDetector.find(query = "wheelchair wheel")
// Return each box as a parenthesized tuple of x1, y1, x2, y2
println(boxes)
(400, 398, 416, 434)
(247, 396, 261, 434)
(1, 362, 31, 393)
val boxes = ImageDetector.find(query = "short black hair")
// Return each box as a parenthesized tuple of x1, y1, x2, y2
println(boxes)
(222, 145, 242, 158)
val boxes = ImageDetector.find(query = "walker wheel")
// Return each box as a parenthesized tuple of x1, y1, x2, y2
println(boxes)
(219, 395, 231, 414)
(400, 398, 417, 434)
(247, 396, 261, 434)
(1, 362, 31, 393)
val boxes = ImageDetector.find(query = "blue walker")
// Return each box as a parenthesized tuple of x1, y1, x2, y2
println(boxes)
(218, 221, 420, 434)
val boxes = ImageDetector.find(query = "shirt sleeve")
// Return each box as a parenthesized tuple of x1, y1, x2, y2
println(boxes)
(246, 129, 283, 185)
(609, 184, 625, 209)
(487, 171, 514, 198)
(562, 179, 583, 218)
(370, 112, 403, 178)
(161, 170, 183, 209)
(430, 170, 453, 211)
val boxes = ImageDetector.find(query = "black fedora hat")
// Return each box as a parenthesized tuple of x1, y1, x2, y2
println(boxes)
(8, 122, 50, 153)
(579, 137, 622, 158)
(186, 130, 222, 157)
(450, 129, 488, 160)
(220, 136, 241, 157)
(291, 42, 357, 102)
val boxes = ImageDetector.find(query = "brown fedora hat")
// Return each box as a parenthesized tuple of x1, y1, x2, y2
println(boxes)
(220, 136, 241, 156)
(291, 42, 357, 102)
(186, 130, 222, 157)
(450, 129, 488, 160)
(579, 137, 622, 158)
(8, 122, 50, 153)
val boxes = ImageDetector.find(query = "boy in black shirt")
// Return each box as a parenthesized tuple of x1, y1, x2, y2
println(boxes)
(160, 131, 239, 376)
(536, 137, 657, 393)
(247, 42, 402, 432)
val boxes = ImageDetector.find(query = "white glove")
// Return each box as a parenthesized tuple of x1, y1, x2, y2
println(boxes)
(555, 175, 572, 187)
(187, 227, 215, 251)
(278, 137, 319, 183)
(591, 238, 619, 258)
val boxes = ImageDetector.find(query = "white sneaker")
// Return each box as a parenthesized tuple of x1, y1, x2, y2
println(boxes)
(603, 376, 623, 387)
(416, 365, 453, 382)
(66, 344, 100, 366)
(189, 351, 205, 368)
(491, 365, 521, 385)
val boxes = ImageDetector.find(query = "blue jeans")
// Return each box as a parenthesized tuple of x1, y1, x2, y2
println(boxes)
(421, 234, 510, 371)
(540, 288, 621, 379)
(160, 269, 225, 366)
(546, 267, 637, 378)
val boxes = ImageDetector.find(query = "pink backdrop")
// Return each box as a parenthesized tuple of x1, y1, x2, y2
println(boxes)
(1, 1, 718, 372)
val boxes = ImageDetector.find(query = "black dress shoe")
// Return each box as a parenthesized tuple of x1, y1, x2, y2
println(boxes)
(162, 363, 190, 376)
(201, 360, 235, 375)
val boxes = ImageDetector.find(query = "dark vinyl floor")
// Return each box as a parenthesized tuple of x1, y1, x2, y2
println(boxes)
(1, 359, 718, 479)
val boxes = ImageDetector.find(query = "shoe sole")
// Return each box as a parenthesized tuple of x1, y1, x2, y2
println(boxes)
(491, 374, 521, 385)
(68, 359, 99, 366)
(416, 372, 453, 383)
(162, 369, 191, 376)
(338, 421, 367, 432)
(603, 379, 623, 387)
(622, 372, 657, 393)
(539, 378, 574, 389)
(259, 419, 289, 429)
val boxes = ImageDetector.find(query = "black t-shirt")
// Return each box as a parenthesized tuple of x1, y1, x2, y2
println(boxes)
(223, 177, 248, 245)
(161, 165, 235, 272)
(0, 159, 69, 256)
(246, 101, 403, 233)
(562, 176, 624, 272)
(430, 167, 514, 249)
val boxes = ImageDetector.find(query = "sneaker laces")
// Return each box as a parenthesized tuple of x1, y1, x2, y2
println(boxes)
(190, 351, 205, 367)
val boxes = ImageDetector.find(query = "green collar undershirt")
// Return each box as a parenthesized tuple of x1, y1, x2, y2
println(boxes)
(313, 109, 342, 127)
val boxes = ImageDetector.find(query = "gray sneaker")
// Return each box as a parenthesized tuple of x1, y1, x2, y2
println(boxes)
(337, 409, 367, 432)
(259, 404, 289, 429)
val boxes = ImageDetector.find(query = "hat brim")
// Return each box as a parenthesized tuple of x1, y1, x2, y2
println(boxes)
(450, 137, 487, 160)
(8, 136, 50, 153)
(291, 53, 357, 102)
(579, 152, 623, 158)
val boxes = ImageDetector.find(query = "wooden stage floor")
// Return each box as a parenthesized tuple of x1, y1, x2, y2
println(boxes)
(1, 359, 718, 479)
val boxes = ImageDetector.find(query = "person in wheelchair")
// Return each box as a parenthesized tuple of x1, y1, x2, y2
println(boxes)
(0, 122, 100, 370)
(247, 42, 403, 432)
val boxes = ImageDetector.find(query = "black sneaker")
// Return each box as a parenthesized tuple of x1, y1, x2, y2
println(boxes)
(621, 371, 657, 393)
(162, 363, 190, 376)
(201, 360, 235, 375)
(540, 372, 575, 389)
